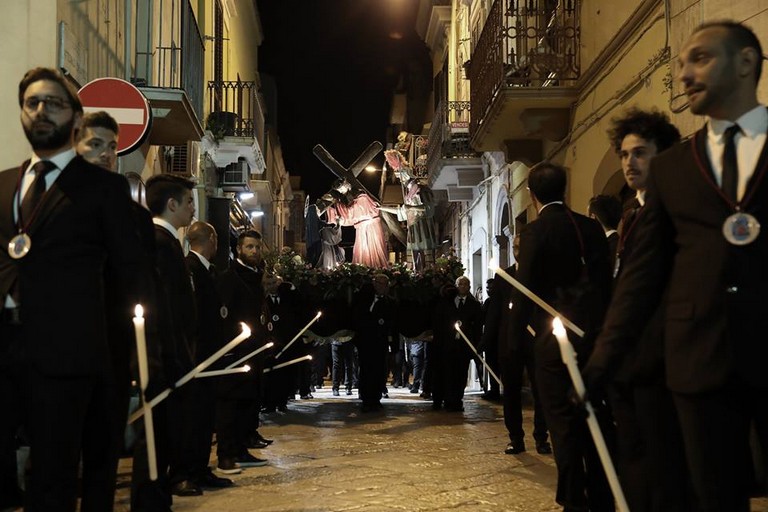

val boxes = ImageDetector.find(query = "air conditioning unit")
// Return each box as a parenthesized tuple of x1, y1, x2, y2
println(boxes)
(220, 158, 250, 191)
(447, 185, 474, 202)
(163, 141, 200, 178)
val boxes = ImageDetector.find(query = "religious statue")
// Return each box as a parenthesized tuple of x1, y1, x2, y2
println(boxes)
(381, 148, 437, 271)
(317, 221, 345, 270)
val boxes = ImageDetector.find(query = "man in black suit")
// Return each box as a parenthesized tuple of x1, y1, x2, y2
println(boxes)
(586, 109, 690, 512)
(587, 21, 768, 511)
(0, 67, 151, 511)
(431, 276, 483, 412)
(485, 235, 550, 456)
(185, 221, 233, 490)
(352, 273, 397, 412)
(132, 174, 200, 504)
(215, 230, 270, 472)
(509, 162, 613, 511)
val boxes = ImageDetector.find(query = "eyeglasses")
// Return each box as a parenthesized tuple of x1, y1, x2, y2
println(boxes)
(23, 96, 72, 113)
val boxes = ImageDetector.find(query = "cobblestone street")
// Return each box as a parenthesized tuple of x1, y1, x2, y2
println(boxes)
(114, 387, 768, 512)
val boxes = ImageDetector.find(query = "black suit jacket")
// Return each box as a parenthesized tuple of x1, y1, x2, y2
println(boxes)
(509, 204, 612, 362)
(0, 156, 152, 376)
(153, 226, 197, 379)
(353, 291, 398, 356)
(216, 260, 267, 366)
(186, 253, 224, 362)
(591, 126, 768, 393)
(433, 293, 483, 358)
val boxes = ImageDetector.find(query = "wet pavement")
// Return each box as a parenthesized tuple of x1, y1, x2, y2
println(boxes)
(114, 386, 768, 512)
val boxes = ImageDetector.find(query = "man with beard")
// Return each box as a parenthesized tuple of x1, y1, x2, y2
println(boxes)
(215, 230, 271, 472)
(0, 67, 151, 510)
(588, 21, 768, 511)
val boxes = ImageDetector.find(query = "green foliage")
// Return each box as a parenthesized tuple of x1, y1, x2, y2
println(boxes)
(260, 248, 465, 301)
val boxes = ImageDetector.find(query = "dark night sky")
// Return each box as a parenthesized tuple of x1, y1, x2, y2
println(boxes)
(257, 0, 421, 200)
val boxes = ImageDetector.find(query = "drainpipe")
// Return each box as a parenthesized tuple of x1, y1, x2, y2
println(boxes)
(448, 0, 458, 103)
(124, 0, 132, 81)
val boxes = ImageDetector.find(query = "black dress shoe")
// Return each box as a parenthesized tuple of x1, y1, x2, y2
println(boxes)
(171, 480, 203, 497)
(332, 388, 340, 396)
(346, 389, 353, 395)
(198, 471, 234, 489)
(535, 441, 553, 454)
(505, 440, 526, 454)
(248, 438, 269, 449)
(253, 431, 274, 445)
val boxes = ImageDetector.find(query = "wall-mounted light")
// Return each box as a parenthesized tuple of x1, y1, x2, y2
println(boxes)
(250, 211, 264, 218)
(239, 192, 254, 200)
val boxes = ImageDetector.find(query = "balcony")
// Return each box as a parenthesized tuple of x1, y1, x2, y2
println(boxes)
(135, 0, 205, 146)
(469, 0, 579, 155)
(204, 80, 267, 174)
(425, 100, 483, 197)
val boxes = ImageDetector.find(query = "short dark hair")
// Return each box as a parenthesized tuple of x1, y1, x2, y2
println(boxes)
(145, 174, 194, 216)
(694, 20, 763, 83)
(237, 229, 262, 247)
(18, 67, 83, 113)
(78, 111, 119, 141)
(607, 108, 681, 154)
(528, 162, 567, 204)
(588, 195, 622, 230)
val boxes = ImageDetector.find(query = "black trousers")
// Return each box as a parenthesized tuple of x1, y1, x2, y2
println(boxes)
(673, 377, 768, 512)
(535, 334, 615, 512)
(357, 343, 386, 405)
(431, 339, 470, 408)
(331, 342, 356, 390)
(501, 344, 547, 443)
(1, 322, 125, 512)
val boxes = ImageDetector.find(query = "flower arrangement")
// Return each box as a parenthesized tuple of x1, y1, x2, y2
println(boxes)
(259, 248, 465, 301)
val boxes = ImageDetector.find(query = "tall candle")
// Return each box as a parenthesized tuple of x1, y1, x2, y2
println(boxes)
(275, 311, 322, 359)
(225, 342, 274, 370)
(552, 317, 629, 512)
(196, 365, 251, 378)
(454, 322, 502, 386)
(133, 305, 158, 481)
(263, 354, 313, 373)
(489, 259, 585, 338)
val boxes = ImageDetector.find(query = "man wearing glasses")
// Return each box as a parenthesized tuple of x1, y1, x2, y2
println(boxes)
(0, 67, 151, 511)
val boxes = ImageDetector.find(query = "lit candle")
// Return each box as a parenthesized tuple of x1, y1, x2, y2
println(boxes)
(225, 341, 274, 370)
(132, 305, 158, 481)
(454, 322, 502, 386)
(489, 259, 585, 338)
(195, 365, 251, 378)
(129, 322, 252, 424)
(275, 311, 323, 359)
(552, 317, 629, 512)
(263, 354, 313, 373)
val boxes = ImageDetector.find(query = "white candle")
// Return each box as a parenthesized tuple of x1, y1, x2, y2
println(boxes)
(195, 365, 251, 378)
(552, 317, 629, 512)
(133, 304, 158, 481)
(129, 322, 252, 424)
(275, 311, 323, 359)
(489, 260, 585, 338)
(454, 322, 502, 386)
(263, 354, 313, 373)
(225, 342, 274, 370)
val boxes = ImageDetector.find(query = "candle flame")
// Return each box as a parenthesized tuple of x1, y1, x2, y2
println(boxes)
(307, 355, 313, 361)
(454, 322, 460, 331)
(240, 322, 251, 337)
(316, 311, 323, 318)
(488, 257, 499, 272)
(266, 342, 275, 348)
(134, 304, 144, 319)
(552, 317, 566, 337)
(244, 365, 251, 372)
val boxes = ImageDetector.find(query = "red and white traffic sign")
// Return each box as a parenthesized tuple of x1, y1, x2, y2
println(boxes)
(78, 77, 152, 155)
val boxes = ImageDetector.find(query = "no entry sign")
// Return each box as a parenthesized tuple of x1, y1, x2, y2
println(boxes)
(78, 77, 152, 155)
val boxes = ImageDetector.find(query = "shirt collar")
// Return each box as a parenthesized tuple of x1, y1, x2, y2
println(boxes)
(190, 250, 211, 270)
(27, 148, 77, 174)
(605, 229, 618, 238)
(537, 201, 564, 214)
(236, 258, 257, 272)
(635, 190, 646, 207)
(152, 217, 180, 240)
(708, 104, 768, 142)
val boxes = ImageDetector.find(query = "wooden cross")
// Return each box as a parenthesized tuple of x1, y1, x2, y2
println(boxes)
(312, 141, 383, 199)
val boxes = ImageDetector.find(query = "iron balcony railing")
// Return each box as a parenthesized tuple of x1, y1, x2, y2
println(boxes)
(134, 0, 204, 121)
(469, 0, 580, 135)
(206, 80, 266, 143)
(425, 99, 481, 180)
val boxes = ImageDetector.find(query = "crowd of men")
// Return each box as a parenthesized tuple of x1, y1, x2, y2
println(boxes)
(0, 18, 767, 512)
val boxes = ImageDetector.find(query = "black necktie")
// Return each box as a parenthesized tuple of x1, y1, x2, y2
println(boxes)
(458, 297, 465, 309)
(20, 161, 56, 223)
(722, 124, 741, 202)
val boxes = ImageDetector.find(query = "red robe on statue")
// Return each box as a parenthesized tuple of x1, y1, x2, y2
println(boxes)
(327, 194, 389, 268)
